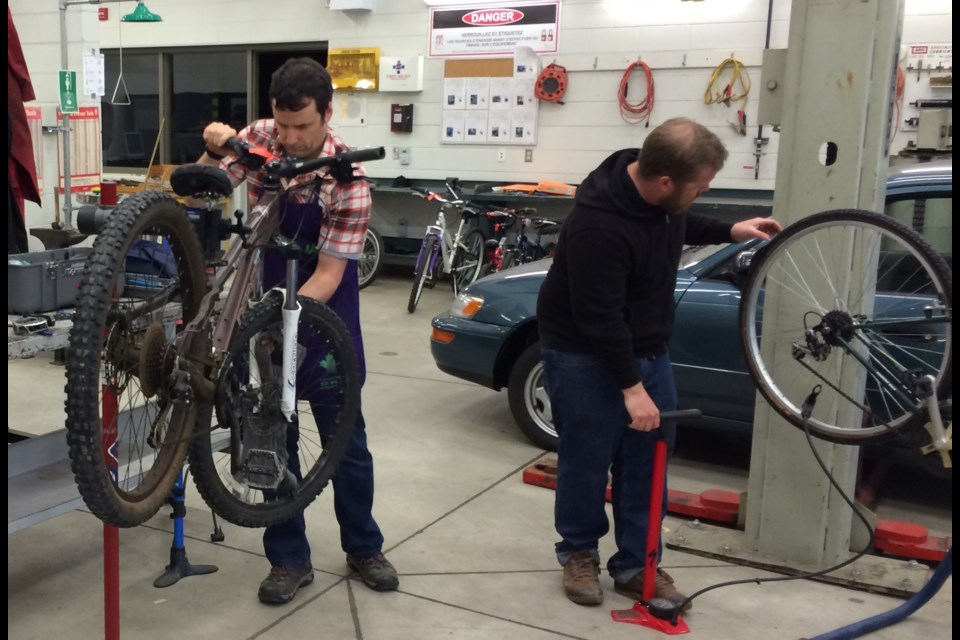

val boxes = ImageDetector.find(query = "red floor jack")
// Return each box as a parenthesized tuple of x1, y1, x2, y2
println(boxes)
(611, 409, 700, 635)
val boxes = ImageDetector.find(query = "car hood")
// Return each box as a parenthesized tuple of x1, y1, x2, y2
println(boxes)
(464, 259, 552, 327)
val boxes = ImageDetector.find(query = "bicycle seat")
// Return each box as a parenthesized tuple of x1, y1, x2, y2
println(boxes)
(170, 164, 234, 199)
(461, 206, 482, 219)
(533, 218, 562, 232)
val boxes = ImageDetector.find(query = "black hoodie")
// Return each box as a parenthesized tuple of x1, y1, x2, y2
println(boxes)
(537, 149, 733, 390)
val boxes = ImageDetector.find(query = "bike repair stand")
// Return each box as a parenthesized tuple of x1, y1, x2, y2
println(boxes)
(153, 469, 218, 588)
(611, 410, 694, 635)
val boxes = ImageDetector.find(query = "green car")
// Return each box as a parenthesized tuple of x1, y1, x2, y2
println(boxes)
(430, 160, 952, 474)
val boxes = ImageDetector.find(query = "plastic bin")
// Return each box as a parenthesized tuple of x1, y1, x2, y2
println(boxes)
(7, 248, 93, 314)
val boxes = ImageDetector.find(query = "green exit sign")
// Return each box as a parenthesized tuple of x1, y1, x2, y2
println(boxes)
(59, 70, 79, 114)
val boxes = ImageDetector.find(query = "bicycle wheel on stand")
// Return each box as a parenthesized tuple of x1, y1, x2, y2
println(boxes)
(740, 209, 952, 445)
(65, 192, 206, 528)
(189, 294, 360, 528)
(408, 235, 437, 313)
(451, 229, 486, 296)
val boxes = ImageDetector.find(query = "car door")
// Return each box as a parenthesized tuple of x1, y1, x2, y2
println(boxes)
(671, 245, 758, 427)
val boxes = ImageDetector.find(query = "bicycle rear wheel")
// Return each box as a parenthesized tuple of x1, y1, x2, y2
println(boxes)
(408, 235, 437, 313)
(451, 229, 486, 295)
(189, 294, 360, 527)
(740, 209, 952, 444)
(358, 225, 384, 290)
(65, 192, 206, 527)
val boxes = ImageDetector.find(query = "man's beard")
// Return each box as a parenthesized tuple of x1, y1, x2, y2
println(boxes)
(657, 189, 687, 214)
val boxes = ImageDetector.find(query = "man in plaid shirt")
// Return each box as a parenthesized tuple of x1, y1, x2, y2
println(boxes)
(199, 57, 398, 605)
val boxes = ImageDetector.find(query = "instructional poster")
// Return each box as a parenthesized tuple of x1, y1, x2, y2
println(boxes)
(57, 106, 101, 192)
(441, 54, 538, 145)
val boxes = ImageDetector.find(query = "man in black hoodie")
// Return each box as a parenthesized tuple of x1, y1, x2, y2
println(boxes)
(537, 117, 781, 608)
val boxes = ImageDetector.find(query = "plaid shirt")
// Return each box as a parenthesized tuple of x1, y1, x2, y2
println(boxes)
(220, 120, 371, 260)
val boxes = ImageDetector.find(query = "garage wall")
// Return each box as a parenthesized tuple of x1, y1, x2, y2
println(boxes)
(9, 0, 952, 242)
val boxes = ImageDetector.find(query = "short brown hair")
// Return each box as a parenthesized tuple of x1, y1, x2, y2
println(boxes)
(637, 118, 728, 185)
(269, 57, 333, 114)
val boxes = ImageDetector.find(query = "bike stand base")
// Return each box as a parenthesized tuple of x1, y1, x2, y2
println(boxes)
(611, 603, 690, 634)
(153, 547, 219, 588)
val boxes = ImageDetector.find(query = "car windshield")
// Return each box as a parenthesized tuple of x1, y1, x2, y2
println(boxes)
(679, 244, 729, 271)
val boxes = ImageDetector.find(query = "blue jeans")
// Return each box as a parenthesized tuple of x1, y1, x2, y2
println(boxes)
(263, 402, 384, 567)
(540, 348, 677, 584)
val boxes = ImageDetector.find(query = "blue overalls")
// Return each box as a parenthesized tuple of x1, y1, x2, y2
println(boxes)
(261, 194, 385, 567)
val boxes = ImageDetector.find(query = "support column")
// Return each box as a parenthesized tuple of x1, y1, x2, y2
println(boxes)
(743, 0, 904, 565)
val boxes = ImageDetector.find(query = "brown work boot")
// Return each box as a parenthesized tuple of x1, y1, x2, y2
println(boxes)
(257, 565, 314, 605)
(346, 553, 400, 591)
(614, 568, 691, 612)
(562, 550, 603, 606)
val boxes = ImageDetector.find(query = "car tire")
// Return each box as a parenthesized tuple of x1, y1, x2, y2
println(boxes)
(508, 342, 559, 451)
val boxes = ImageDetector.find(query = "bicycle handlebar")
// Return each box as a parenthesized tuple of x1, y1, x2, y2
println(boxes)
(223, 136, 385, 184)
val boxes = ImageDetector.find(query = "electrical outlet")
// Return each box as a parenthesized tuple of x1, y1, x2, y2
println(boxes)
(399, 147, 411, 166)
(524, 149, 533, 162)
(497, 148, 506, 162)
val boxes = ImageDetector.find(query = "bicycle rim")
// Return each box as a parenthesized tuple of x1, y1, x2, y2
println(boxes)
(65, 192, 206, 527)
(452, 230, 485, 294)
(358, 226, 383, 289)
(740, 209, 952, 444)
(190, 295, 360, 528)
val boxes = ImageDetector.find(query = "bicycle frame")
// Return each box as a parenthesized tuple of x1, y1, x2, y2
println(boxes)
(415, 200, 472, 282)
(182, 191, 303, 421)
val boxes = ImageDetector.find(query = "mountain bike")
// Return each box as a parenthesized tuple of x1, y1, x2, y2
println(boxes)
(739, 208, 952, 462)
(482, 209, 561, 274)
(406, 178, 486, 313)
(65, 138, 385, 528)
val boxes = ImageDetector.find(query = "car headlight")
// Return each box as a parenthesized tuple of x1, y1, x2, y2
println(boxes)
(450, 293, 484, 319)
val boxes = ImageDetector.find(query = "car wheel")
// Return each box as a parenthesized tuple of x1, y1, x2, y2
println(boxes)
(359, 225, 384, 290)
(508, 342, 558, 451)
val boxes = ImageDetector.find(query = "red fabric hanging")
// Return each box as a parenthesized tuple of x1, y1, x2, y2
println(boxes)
(9, 7, 42, 217)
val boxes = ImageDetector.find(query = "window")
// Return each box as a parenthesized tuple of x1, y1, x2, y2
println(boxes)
(170, 52, 247, 165)
(101, 45, 326, 170)
(880, 195, 952, 294)
(885, 196, 952, 259)
(101, 53, 160, 168)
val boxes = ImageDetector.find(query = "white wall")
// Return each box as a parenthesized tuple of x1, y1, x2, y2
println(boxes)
(9, 0, 952, 245)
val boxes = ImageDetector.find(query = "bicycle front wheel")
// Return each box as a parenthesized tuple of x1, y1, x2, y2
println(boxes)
(65, 192, 206, 527)
(451, 229, 486, 295)
(408, 235, 437, 313)
(740, 209, 952, 444)
(189, 294, 360, 527)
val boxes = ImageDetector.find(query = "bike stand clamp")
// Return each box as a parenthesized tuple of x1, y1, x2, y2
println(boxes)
(154, 470, 218, 588)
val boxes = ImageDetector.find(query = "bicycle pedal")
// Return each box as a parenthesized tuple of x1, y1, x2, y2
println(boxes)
(423, 280, 436, 289)
(239, 449, 285, 490)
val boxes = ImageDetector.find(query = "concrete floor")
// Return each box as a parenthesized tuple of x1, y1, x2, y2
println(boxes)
(7, 271, 953, 640)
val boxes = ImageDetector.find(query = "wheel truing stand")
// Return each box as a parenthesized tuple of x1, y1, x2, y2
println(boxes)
(611, 409, 700, 635)
(153, 470, 218, 588)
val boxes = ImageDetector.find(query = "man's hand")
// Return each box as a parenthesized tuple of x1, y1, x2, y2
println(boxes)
(624, 383, 660, 432)
(202, 122, 239, 157)
(731, 217, 782, 242)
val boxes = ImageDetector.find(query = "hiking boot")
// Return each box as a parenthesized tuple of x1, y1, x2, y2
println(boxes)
(562, 550, 603, 606)
(257, 565, 314, 604)
(346, 553, 399, 591)
(614, 568, 691, 612)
